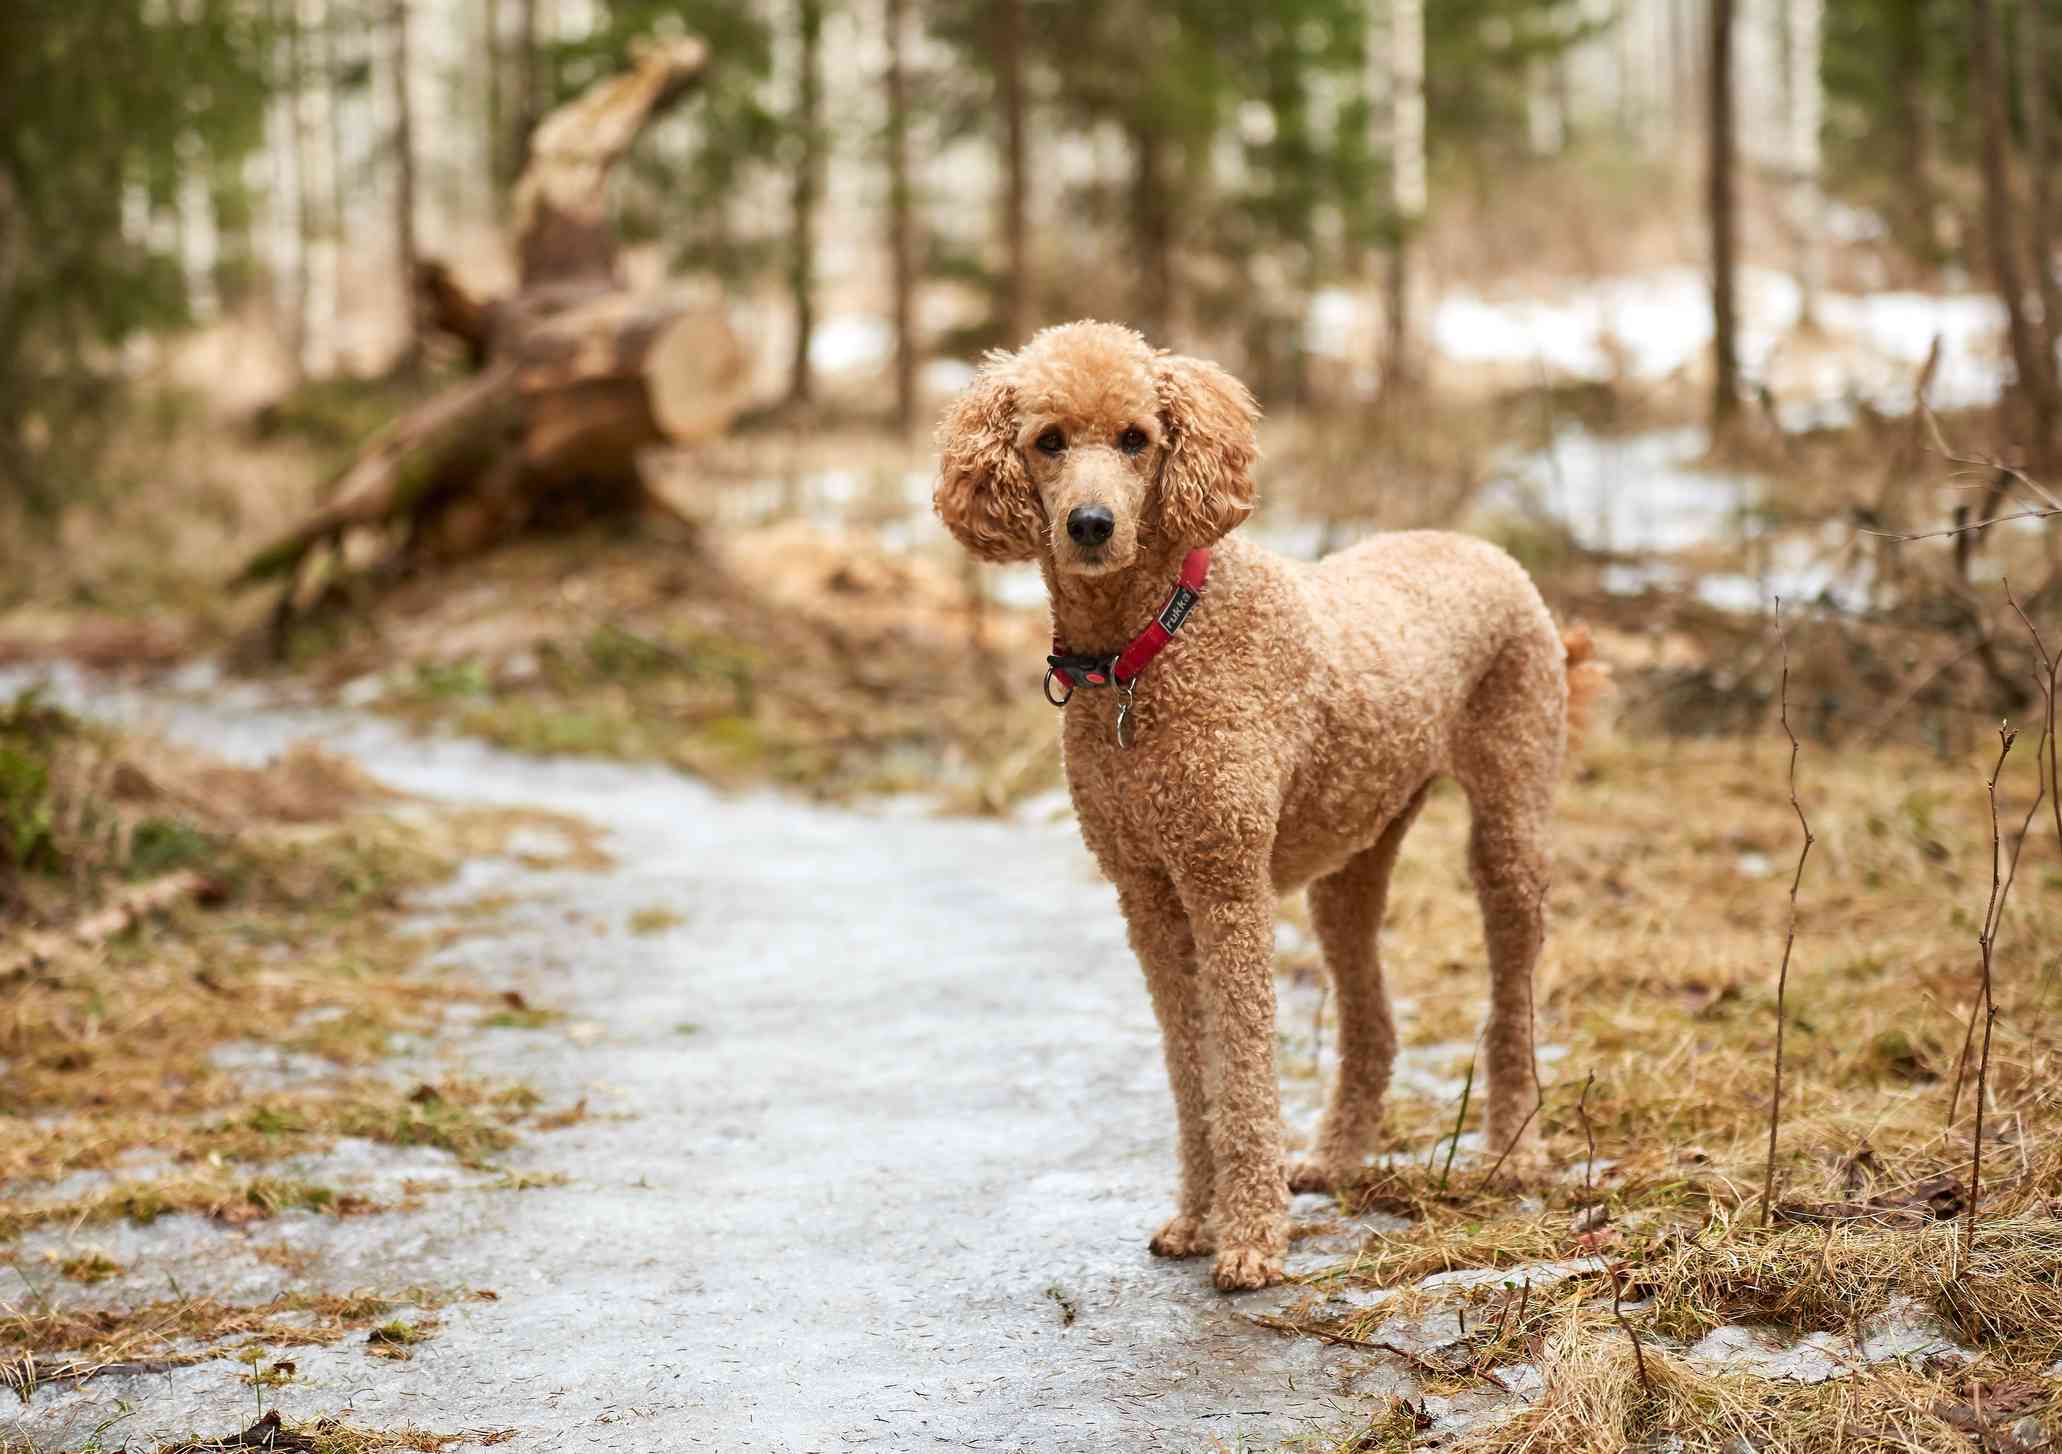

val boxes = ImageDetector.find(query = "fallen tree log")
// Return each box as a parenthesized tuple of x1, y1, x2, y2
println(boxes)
(235, 35, 749, 632)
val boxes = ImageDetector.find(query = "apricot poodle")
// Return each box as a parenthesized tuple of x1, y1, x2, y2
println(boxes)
(933, 320, 1599, 1291)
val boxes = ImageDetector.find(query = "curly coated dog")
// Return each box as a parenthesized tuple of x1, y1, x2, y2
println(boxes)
(933, 321, 1599, 1292)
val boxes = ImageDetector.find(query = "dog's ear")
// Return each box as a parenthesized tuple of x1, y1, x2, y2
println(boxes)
(1152, 352, 1259, 548)
(933, 353, 1043, 562)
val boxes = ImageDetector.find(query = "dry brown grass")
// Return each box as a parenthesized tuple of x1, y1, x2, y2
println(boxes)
(2, 701, 600, 1239)
(1282, 724, 2062, 1449)
(315, 526, 1063, 809)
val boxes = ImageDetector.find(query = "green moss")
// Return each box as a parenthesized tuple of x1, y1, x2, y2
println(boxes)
(127, 817, 219, 878)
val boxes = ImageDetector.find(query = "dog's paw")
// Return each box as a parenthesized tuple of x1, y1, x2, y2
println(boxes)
(1148, 1213, 1213, 1259)
(1211, 1244, 1286, 1292)
(1286, 1158, 1340, 1195)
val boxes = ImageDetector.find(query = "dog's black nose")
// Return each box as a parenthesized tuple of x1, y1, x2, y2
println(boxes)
(1067, 505, 1115, 547)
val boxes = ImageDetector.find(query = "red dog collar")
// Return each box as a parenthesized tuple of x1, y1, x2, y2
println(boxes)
(1044, 548, 1211, 706)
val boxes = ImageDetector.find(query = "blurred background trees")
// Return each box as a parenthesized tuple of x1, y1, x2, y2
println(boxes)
(2, 0, 271, 509)
(5, 0, 2062, 517)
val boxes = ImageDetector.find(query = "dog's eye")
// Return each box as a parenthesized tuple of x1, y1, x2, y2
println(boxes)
(1118, 427, 1148, 455)
(1035, 430, 1066, 455)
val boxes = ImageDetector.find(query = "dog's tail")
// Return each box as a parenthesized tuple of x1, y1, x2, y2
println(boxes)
(1561, 624, 1611, 752)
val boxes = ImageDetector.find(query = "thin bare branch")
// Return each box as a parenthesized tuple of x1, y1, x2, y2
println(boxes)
(1762, 599, 1816, 1227)
(1577, 1070, 1597, 1200)
(1860, 506, 2062, 542)
(1966, 724, 2020, 1257)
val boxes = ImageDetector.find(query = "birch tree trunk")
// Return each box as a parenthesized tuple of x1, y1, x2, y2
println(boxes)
(1785, 0, 1824, 328)
(1709, 0, 1741, 429)
(884, 0, 916, 436)
(1385, 0, 1426, 393)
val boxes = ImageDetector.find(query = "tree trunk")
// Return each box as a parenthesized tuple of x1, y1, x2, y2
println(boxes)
(1129, 122, 1175, 341)
(884, 0, 917, 436)
(1974, 0, 2061, 465)
(996, 0, 1031, 344)
(390, 0, 421, 372)
(786, 0, 824, 406)
(516, 0, 541, 185)
(1387, 0, 1427, 392)
(327, 0, 351, 260)
(280, 0, 311, 384)
(1709, 0, 1741, 430)
(2019, 0, 2060, 371)
(1889, 0, 1939, 258)
(511, 35, 708, 287)
(1786, 0, 1824, 329)
(483, 0, 505, 193)
(295, 0, 325, 374)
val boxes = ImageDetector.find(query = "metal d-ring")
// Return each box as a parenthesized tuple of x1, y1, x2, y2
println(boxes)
(1043, 666, 1073, 708)
(1113, 677, 1139, 749)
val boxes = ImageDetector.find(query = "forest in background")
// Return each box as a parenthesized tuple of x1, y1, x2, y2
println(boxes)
(5, 0, 2062, 765)
(8, 0, 2060, 501)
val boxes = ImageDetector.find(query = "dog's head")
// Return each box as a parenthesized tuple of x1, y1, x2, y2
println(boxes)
(932, 321, 1259, 574)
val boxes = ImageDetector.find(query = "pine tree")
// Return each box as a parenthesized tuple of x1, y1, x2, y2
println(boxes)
(0, 0, 271, 510)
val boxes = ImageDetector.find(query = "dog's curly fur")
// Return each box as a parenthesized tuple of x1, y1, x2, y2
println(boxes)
(935, 321, 1601, 1292)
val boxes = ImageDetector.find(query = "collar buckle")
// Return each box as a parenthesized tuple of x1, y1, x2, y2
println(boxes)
(1044, 653, 1119, 707)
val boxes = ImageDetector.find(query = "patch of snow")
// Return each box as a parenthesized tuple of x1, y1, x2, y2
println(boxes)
(1685, 1299, 1971, 1383)
(1432, 266, 2011, 411)
(922, 356, 976, 394)
(807, 313, 892, 374)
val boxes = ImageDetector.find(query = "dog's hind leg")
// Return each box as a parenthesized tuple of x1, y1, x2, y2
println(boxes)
(1288, 783, 1430, 1194)
(1119, 870, 1215, 1259)
(1452, 631, 1566, 1161)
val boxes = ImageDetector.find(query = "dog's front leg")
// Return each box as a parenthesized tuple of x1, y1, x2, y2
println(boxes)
(1119, 872, 1214, 1259)
(1182, 876, 1288, 1291)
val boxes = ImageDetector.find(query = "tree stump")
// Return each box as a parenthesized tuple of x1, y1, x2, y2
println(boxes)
(237, 35, 750, 626)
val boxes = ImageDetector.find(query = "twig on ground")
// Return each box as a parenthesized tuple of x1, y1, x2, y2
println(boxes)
(1762, 599, 1816, 1227)
(1243, 1314, 1513, 1393)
